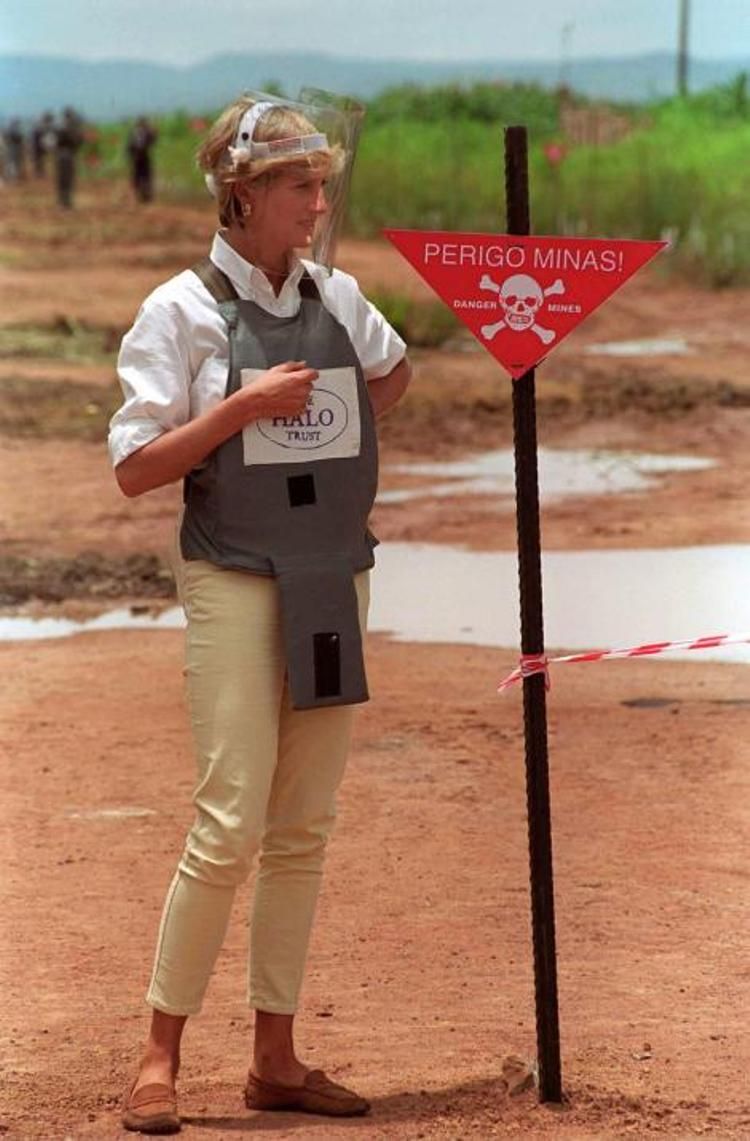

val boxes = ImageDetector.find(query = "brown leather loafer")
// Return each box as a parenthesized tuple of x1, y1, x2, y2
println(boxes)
(122, 1081, 181, 1134)
(245, 1068, 370, 1117)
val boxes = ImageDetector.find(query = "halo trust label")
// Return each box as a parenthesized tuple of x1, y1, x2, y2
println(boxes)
(240, 366, 361, 465)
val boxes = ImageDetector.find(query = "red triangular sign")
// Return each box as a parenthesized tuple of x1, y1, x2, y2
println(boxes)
(384, 230, 667, 379)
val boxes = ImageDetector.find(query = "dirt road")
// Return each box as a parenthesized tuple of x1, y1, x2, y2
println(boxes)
(1, 180, 749, 1138)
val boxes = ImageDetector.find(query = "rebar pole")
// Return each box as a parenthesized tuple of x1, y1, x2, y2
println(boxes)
(504, 124, 562, 1104)
(677, 0, 690, 97)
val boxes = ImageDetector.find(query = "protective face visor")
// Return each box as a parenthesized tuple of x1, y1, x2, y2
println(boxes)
(217, 87, 365, 273)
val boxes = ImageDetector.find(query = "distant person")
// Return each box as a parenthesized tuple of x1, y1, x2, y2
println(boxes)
(4, 119, 26, 181)
(54, 107, 83, 208)
(31, 112, 55, 178)
(126, 116, 158, 202)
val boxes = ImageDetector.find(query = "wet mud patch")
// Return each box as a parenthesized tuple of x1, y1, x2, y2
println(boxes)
(0, 552, 175, 606)
(0, 374, 121, 440)
(0, 317, 121, 361)
(0, 191, 214, 254)
(577, 365, 750, 415)
(378, 351, 750, 457)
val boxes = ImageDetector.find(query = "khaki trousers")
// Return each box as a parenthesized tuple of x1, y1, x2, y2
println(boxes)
(146, 557, 369, 1016)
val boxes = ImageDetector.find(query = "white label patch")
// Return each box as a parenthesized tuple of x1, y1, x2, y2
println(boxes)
(240, 367, 361, 466)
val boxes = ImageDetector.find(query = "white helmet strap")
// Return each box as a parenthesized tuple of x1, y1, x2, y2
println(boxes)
(228, 100, 328, 164)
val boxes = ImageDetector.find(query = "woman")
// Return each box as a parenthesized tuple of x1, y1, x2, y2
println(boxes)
(109, 93, 411, 1134)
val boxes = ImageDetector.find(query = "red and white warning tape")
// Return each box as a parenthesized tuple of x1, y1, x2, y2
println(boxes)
(497, 633, 750, 693)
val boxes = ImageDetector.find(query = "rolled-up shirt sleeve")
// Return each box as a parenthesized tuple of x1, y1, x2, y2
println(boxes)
(108, 294, 193, 468)
(355, 290, 408, 380)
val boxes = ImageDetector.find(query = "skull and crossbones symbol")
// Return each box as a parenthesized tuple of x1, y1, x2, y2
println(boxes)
(479, 273, 565, 344)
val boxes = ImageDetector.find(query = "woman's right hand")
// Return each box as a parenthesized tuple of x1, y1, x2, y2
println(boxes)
(233, 361, 319, 422)
(115, 362, 319, 498)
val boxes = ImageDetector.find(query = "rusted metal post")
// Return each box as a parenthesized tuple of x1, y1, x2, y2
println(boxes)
(677, 0, 690, 97)
(505, 124, 563, 1104)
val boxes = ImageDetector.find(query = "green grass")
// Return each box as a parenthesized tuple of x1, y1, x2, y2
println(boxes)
(0, 321, 117, 362)
(527, 102, 750, 286)
(365, 289, 461, 347)
(0, 375, 122, 440)
(85, 78, 750, 286)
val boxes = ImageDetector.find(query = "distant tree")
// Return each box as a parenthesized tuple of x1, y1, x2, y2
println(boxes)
(260, 79, 286, 97)
(366, 81, 562, 137)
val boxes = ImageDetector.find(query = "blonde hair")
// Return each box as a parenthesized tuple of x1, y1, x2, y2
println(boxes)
(197, 95, 344, 227)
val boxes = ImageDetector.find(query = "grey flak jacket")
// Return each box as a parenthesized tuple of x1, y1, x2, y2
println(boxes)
(181, 258, 378, 710)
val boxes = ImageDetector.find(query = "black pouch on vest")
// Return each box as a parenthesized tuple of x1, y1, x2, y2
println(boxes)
(272, 554, 368, 710)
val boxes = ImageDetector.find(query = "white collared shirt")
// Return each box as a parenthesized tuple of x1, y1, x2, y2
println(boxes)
(108, 232, 407, 467)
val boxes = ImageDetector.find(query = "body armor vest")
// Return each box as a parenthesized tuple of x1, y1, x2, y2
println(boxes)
(181, 257, 378, 710)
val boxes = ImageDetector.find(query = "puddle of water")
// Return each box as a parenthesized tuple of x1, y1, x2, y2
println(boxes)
(378, 447, 714, 505)
(0, 607, 185, 641)
(2, 543, 750, 664)
(584, 337, 691, 357)
(367, 543, 750, 662)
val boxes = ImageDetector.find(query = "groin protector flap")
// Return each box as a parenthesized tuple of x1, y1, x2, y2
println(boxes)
(273, 554, 368, 710)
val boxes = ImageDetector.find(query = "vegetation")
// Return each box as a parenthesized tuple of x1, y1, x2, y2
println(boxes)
(88, 76, 750, 286)
(364, 290, 460, 347)
(0, 320, 116, 362)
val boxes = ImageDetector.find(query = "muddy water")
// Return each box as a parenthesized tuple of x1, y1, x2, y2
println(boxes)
(0, 608, 184, 641)
(378, 447, 714, 504)
(584, 336, 691, 357)
(0, 446, 737, 657)
(3, 543, 749, 663)
(369, 542, 750, 662)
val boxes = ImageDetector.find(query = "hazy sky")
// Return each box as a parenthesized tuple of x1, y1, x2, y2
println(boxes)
(2, 0, 748, 65)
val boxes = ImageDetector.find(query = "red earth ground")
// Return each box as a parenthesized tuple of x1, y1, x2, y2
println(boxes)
(1, 180, 749, 1139)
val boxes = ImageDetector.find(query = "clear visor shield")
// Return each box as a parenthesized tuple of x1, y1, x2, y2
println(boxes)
(226, 88, 365, 274)
(298, 88, 364, 272)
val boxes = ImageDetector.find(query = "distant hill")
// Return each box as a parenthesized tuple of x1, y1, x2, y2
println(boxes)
(1, 50, 748, 122)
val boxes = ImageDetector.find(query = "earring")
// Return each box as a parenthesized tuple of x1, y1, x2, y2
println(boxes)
(241, 201, 253, 218)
